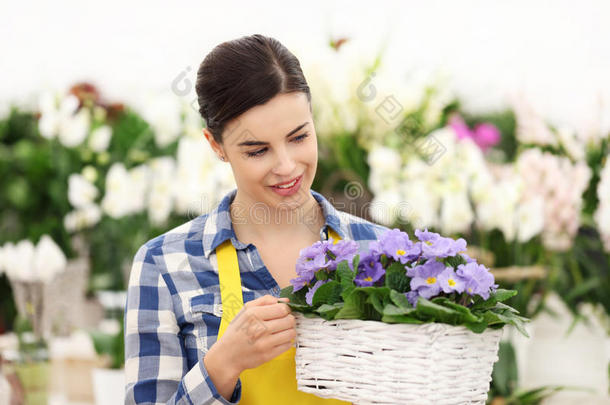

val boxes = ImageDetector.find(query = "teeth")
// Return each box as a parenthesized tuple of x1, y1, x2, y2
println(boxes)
(275, 178, 298, 188)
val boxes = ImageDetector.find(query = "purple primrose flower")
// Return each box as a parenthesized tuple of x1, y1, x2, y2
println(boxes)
(408, 260, 445, 299)
(455, 262, 497, 300)
(354, 252, 385, 287)
(377, 228, 421, 264)
(415, 228, 467, 259)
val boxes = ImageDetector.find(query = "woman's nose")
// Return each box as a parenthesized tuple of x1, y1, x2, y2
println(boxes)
(272, 149, 296, 175)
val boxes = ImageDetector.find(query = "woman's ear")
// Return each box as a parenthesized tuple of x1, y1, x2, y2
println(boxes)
(203, 128, 227, 161)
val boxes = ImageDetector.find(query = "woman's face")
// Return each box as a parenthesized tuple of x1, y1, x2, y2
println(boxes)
(204, 92, 318, 212)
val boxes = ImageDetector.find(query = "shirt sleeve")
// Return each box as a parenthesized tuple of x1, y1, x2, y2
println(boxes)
(124, 244, 242, 405)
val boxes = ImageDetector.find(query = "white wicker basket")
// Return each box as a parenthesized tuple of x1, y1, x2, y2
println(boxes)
(294, 312, 503, 405)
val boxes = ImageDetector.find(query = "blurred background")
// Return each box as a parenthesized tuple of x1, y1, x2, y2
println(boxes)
(0, 1, 609, 404)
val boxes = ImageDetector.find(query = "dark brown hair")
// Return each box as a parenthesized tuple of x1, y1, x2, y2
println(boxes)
(195, 34, 312, 144)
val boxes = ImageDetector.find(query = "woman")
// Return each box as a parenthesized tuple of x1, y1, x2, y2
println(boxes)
(124, 34, 390, 404)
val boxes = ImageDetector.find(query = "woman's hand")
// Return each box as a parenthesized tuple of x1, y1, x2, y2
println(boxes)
(210, 294, 296, 376)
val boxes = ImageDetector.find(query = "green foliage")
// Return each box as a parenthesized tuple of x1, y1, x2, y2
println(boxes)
(281, 268, 529, 335)
(89, 319, 124, 369)
(0, 100, 192, 332)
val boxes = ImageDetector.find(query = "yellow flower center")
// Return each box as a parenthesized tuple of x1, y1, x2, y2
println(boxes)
(369, 261, 375, 266)
(426, 277, 437, 285)
(468, 287, 473, 293)
(364, 276, 373, 282)
(396, 249, 406, 256)
(448, 279, 456, 287)
(425, 241, 433, 246)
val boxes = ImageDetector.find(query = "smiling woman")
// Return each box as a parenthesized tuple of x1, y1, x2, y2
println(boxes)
(124, 34, 387, 405)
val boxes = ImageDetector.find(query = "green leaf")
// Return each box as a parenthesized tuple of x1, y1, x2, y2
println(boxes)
(512, 385, 574, 403)
(492, 341, 519, 397)
(335, 289, 365, 319)
(389, 289, 412, 309)
(362, 287, 390, 314)
(336, 261, 356, 300)
(312, 280, 343, 306)
(381, 314, 423, 324)
(443, 255, 467, 268)
(382, 303, 415, 316)
(414, 297, 465, 325)
(431, 297, 482, 323)
(280, 284, 308, 306)
(494, 302, 520, 314)
(384, 261, 410, 292)
(464, 321, 488, 333)
(315, 303, 344, 320)
(351, 254, 360, 273)
(471, 289, 518, 311)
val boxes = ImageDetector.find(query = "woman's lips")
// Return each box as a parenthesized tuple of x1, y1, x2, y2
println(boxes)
(271, 174, 301, 187)
(270, 174, 303, 195)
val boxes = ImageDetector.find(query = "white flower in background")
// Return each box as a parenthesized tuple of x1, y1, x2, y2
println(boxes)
(556, 126, 586, 162)
(37, 90, 91, 147)
(64, 204, 102, 232)
(517, 148, 591, 251)
(182, 100, 204, 139)
(368, 190, 403, 227)
(474, 169, 522, 242)
(367, 146, 402, 173)
(594, 155, 610, 251)
(511, 94, 558, 147)
(38, 92, 79, 139)
(398, 180, 439, 229)
(367, 146, 401, 195)
(81, 166, 98, 183)
(68, 173, 99, 209)
(138, 93, 181, 148)
(516, 196, 545, 243)
(1, 236, 66, 283)
(101, 163, 150, 219)
(367, 125, 488, 234)
(32, 235, 67, 283)
(58, 108, 90, 147)
(148, 157, 176, 225)
(440, 192, 474, 235)
(421, 71, 454, 128)
(88, 125, 112, 152)
(172, 135, 235, 216)
(3, 240, 35, 282)
(129, 164, 150, 212)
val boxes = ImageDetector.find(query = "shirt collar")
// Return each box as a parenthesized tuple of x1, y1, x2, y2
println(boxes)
(202, 188, 345, 259)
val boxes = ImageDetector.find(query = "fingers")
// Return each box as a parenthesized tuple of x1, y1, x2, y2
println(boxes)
(264, 313, 296, 334)
(245, 294, 289, 308)
(258, 302, 292, 321)
(260, 327, 296, 349)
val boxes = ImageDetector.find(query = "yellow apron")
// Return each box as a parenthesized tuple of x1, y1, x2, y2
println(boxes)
(215, 228, 350, 405)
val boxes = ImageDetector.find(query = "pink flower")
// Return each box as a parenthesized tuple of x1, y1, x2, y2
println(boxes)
(448, 114, 500, 152)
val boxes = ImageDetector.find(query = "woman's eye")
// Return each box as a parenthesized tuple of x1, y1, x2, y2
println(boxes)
(246, 148, 266, 157)
(292, 133, 309, 143)
(244, 133, 309, 158)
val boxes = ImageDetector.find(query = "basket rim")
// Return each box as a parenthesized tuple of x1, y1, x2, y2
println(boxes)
(293, 312, 505, 335)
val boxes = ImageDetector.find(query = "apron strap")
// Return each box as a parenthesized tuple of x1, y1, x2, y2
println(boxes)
(217, 239, 244, 339)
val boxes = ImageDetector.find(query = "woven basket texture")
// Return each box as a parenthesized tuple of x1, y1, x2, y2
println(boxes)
(294, 313, 503, 405)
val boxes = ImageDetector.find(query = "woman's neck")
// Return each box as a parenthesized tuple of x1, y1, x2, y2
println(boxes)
(230, 190, 326, 245)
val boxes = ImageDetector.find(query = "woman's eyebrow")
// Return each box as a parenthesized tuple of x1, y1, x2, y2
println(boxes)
(237, 122, 308, 147)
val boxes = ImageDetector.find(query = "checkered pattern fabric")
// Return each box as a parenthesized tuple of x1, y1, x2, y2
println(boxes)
(124, 187, 390, 404)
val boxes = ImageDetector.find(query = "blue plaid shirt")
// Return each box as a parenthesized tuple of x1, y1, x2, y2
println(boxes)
(124, 187, 390, 404)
